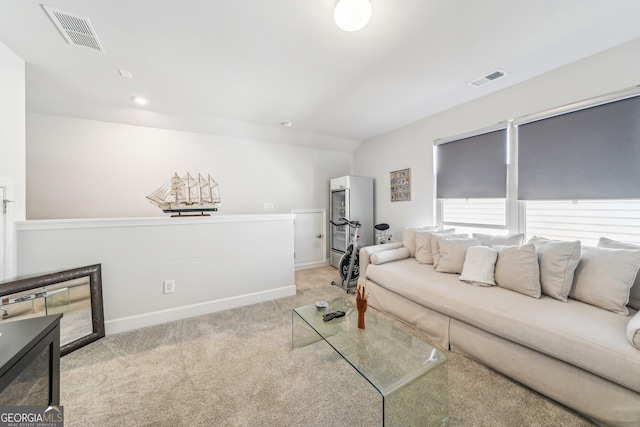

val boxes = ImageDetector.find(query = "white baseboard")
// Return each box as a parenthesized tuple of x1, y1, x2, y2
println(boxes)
(295, 261, 329, 271)
(105, 285, 296, 335)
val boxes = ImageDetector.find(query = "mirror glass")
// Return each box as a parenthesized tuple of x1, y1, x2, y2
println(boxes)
(0, 264, 105, 355)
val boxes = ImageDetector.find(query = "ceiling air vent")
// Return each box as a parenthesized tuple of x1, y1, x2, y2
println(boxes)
(468, 69, 506, 88)
(42, 5, 105, 52)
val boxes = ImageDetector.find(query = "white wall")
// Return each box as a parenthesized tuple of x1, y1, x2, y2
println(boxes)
(0, 42, 25, 220)
(354, 38, 640, 239)
(26, 114, 353, 219)
(17, 215, 295, 334)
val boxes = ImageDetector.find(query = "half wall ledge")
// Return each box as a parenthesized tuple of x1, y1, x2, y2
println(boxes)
(16, 214, 296, 334)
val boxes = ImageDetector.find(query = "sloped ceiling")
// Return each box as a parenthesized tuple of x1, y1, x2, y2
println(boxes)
(1, 0, 640, 151)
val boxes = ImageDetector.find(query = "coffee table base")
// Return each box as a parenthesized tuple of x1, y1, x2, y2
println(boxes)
(292, 302, 448, 427)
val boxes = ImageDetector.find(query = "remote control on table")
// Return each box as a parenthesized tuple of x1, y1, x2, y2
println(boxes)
(323, 311, 346, 322)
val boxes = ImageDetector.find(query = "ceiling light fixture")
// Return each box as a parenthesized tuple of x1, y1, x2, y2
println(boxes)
(333, 0, 372, 32)
(130, 96, 149, 106)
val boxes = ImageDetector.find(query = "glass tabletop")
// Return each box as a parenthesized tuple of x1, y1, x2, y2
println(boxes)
(292, 297, 447, 397)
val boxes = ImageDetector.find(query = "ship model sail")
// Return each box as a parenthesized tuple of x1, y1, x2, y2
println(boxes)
(147, 173, 221, 216)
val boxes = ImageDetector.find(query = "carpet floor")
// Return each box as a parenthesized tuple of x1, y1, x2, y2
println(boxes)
(60, 265, 595, 426)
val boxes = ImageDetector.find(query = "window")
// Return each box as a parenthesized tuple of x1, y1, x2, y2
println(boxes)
(434, 87, 640, 245)
(440, 198, 508, 235)
(435, 124, 509, 235)
(525, 199, 640, 246)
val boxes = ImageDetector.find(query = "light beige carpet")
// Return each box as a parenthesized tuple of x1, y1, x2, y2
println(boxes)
(60, 266, 594, 426)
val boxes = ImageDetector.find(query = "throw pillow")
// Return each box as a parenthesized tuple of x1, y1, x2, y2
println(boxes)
(436, 238, 481, 274)
(414, 229, 455, 264)
(570, 246, 640, 315)
(494, 243, 541, 298)
(459, 246, 498, 286)
(370, 247, 410, 265)
(472, 233, 525, 247)
(402, 226, 438, 258)
(431, 234, 468, 268)
(597, 237, 640, 311)
(528, 236, 581, 302)
(627, 310, 640, 350)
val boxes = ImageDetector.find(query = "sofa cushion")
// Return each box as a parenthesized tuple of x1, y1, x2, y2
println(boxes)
(370, 247, 410, 265)
(472, 233, 525, 247)
(402, 226, 439, 257)
(528, 236, 581, 303)
(570, 246, 640, 315)
(364, 259, 640, 393)
(628, 310, 640, 350)
(598, 237, 640, 311)
(494, 243, 541, 298)
(436, 238, 480, 274)
(431, 234, 468, 268)
(459, 246, 498, 286)
(414, 229, 455, 264)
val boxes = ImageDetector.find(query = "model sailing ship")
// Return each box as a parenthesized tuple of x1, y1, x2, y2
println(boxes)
(147, 173, 221, 216)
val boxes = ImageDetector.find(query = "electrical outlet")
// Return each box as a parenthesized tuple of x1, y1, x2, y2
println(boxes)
(163, 280, 175, 294)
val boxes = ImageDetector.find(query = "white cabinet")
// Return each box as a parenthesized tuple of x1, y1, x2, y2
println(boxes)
(292, 209, 326, 269)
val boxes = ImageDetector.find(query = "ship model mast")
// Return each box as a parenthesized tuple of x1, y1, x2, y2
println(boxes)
(147, 173, 221, 216)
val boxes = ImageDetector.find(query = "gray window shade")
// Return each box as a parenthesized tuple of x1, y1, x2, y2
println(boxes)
(436, 129, 507, 198)
(518, 95, 640, 200)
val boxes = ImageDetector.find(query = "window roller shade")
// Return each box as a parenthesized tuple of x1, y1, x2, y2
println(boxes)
(436, 129, 507, 199)
(518, 95, 640, 200)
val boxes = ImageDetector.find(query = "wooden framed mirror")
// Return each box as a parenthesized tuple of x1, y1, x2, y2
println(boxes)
(0, 264, 105, 356)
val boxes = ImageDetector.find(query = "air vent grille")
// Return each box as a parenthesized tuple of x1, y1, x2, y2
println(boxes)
(468, 69, 506, 88)
(42, 5, 105, 52)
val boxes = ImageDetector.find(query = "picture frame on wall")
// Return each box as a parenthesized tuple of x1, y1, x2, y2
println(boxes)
(390, 168, 411, 202)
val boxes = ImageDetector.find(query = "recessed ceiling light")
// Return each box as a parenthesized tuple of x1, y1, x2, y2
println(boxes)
(130, 96, 149, 106)
(280, 121, 293, 128)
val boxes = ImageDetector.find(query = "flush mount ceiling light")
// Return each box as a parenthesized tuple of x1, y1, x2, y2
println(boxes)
(334, 0, 372, 32)
(130, 96, 149, 106)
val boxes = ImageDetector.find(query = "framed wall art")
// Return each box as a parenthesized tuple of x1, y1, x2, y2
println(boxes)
(390, 168, 411, 202)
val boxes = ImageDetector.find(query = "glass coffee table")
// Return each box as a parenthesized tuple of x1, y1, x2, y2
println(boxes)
(292, 297, 448, 426)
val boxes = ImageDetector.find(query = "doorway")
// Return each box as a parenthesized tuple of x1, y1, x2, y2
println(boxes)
(291, 209, 326, 269)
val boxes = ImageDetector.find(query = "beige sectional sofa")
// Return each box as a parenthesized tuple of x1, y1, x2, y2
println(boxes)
(358, 232, 640, 427)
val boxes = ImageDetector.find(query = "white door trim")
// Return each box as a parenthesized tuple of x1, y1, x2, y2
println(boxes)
(291, 208, 327, 270)
(0, 178, 16, 280)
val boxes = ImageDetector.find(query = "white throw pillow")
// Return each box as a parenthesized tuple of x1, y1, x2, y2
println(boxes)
(570, 246, 640, 315)
(459, 246, 498, 286)
(402, 226, 438, 258)
(370, 247, 410, 265)
(627, 310, 640, 350)
(598, 237, 640, 311)
(528, 236, 581, 303)
(472, 233, 525, 247)
(431, 234, 468, 268)
(494, 243, 541, 299)
(436, 238, 481, 274)
(414, 229, 455, 264)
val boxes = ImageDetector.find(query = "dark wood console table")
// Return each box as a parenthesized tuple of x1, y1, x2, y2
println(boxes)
(0, 314, 62, 406)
